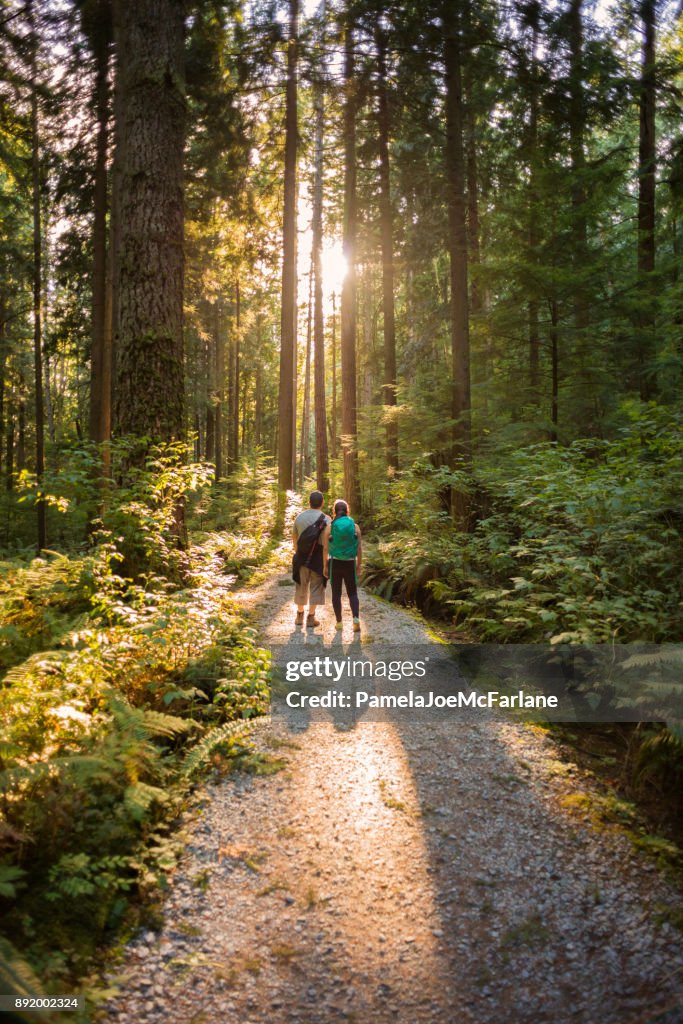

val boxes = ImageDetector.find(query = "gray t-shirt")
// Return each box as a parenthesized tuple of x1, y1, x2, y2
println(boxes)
(293, 508, 330, 538)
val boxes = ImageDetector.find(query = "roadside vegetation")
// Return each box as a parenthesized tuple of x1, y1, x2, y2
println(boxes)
(0, 444, 276, 1000)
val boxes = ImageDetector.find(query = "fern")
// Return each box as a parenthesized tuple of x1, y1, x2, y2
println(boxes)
(181, 719, 259, 780)
(141, 709, 198, 739)
(124, 782, 169, 821)
(0, 864, 26, 899)
(0, 936, 44, 1000)
(636, 726, 683, 784)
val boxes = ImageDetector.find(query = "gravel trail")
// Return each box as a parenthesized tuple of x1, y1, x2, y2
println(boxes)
(101, 550, 683, 1024)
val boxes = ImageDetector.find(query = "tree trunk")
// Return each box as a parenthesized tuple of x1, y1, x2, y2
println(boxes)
(89, 11, 112, 447)
(330, 290, 337, 460)
(299, 267, 313, 484)
(550, 298, 559, 442)
(527, 11, 540, 402)
(375, 23, 398, 473)
(214, 299, 223, 481)
(5, 393, 13, 491)
(277, 0, 299, 494)
(443, 2, 471, 524)
(29, 2, 46, 551)
(311, 11, 329, 492)
(0, 310, 5, 479)
(255, 311, 263, 449)
(112, 0, 185, 447)
(637, 0, 656, 400)
(233, 279, 240, 470)
(340, 11, 360, 512)
(568, 0, 589, 375)
(44, 353, 55, 445)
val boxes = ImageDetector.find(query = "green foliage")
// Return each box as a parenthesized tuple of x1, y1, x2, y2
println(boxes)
(0, 477, 272, 988)
(180, 719, 258, 780)
(366, 405, 683, 644)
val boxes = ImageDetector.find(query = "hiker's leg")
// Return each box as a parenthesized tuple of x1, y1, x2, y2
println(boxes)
(344, 561, 360, 618)
(294, 569, 309, 619)
(307, 572, 325, 624)
(330, 560, 343, 622)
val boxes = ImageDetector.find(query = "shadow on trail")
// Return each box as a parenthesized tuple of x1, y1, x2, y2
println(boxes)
(259, 625, 683, 1024)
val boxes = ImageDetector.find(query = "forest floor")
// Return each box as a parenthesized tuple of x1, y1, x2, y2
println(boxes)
(99, 534, 683, 1024)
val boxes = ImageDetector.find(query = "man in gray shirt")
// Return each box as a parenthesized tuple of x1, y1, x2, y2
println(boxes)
(292, 491, 331, 627)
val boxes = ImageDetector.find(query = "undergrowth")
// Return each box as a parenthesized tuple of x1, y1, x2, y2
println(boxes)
(0, 444, 279, 1007)
(363, 403, 683, 816)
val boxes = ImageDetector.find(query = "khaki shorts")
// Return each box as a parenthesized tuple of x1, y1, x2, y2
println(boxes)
(295, 566, 326, 607)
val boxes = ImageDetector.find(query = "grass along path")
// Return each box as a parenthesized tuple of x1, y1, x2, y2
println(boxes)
(99, 535, 683, 1024)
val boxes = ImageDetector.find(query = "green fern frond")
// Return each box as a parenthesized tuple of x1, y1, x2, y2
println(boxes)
(622, 650, 683, 670)
(0, 936, 44, 1000)
(124, 782, 169, 821)
(141, 710, 198, 739)
(181, 719, 258, 780)
(0, 864, 27, 898)
(636, 725, 683, 783)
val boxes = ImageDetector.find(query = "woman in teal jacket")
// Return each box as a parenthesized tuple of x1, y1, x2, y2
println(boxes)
(322, 499, 362, 632)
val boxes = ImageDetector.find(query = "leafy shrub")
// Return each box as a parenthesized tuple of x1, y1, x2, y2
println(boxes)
(0, 525, 270, 987)
(365, 405, 683, 644)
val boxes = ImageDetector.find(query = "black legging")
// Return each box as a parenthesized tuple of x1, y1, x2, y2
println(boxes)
(330, 558, 360, 621)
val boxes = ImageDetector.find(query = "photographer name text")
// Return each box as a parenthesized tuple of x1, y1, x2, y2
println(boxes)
(285, 689, 559, 710)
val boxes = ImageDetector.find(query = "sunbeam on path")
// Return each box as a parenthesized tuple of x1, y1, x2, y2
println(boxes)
(98, 554, 683, 1024)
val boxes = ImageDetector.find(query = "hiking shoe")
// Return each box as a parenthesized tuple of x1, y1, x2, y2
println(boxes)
(307, 615, 320, 628)
(335, 621, 343, 631)
(353, 618, 361, 632)
(295, 611, 304, 625)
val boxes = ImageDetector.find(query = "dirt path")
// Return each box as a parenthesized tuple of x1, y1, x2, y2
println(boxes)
(101, 545, 683, 1024)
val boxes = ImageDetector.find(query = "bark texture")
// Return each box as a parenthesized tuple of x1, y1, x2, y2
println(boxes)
(277, 0, 299, 492)
(88, 1, 113, 447)
(637, 0, 656, 400)
(341, 12, 360, 513)
(311, 13, 329, 492)
(375, 23, 398, 473)
(29, 1, 46, 550)
(444, 2, 471, 523)
(112, 0, 186, 444)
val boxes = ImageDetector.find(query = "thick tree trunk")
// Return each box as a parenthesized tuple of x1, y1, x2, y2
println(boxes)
(311, 17, 329, 492)
(29, 4, 46, 551)
(277, 0, 299, 493)
(443, 3, 471, 525)
(112, 0, 185, 447)
(637, 0, 656, 400)
(89, 12, 112, 447)
(340, 12, 360, 512)
(375, 24, 398, 473)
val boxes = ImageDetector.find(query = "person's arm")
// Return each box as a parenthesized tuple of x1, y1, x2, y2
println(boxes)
(292, 521, 298, 553)
(321, 523, 331, 576)
(322, 523, 331, 576)
(355, 525, 362, 575)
